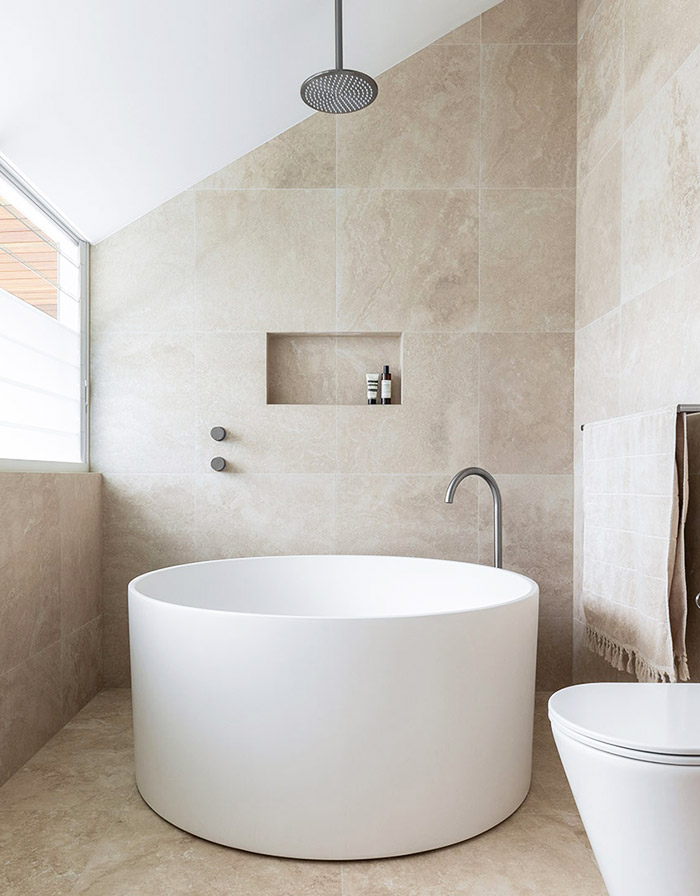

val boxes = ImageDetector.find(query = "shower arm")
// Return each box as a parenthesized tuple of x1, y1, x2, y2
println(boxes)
(335, 0, 343, 70)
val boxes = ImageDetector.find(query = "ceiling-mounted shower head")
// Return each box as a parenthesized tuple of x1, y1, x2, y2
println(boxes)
(301, 0, 378, 114)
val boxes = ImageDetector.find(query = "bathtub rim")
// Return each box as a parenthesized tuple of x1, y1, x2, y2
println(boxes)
(128, 554, 539, 621)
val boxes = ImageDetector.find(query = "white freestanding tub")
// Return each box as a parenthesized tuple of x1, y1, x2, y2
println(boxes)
(129, 555, 539, 860)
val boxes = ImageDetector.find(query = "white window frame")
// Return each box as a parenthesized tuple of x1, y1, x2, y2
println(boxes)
(0, 157, 90, 472)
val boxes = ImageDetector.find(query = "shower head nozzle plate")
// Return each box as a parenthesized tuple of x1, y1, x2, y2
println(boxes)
(301, 69, 378, 114)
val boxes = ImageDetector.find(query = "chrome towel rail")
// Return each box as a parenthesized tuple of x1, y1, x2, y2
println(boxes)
(580, 404, 700, 431)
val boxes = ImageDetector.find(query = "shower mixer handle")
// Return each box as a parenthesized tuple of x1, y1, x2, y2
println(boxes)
(445, 467, 503, 569)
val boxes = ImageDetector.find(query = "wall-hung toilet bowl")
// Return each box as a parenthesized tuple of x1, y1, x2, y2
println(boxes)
(549, 684, 700, 896)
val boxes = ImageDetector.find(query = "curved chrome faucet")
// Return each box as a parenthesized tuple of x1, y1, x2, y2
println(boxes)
(445, 467, 503, 569)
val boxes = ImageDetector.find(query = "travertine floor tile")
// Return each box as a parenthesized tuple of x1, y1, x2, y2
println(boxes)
(0, 702, 135, 813)
(0, 690, 604, 896)
(341, 789, 605, 896)
(71, 797, 342, 896)
(0, 809, 114, 896)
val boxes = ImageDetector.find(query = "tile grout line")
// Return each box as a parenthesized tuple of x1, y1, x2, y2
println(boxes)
(477, 15, 483, 562)
(622, 19, 700, 136)
(577, 0, 608, 45)
(191, 186, 575, 192)
(573, 12, 583, 677)
(193, 190, 199, 559)
(618, 0, 625, 415)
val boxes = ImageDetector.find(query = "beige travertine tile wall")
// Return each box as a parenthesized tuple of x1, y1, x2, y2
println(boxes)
(91, 0, 577, 690)
(574, 0, 700, 681)
(0, 473, 102, 785)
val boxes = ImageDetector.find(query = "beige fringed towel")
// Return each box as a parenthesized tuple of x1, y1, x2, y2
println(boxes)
(582, 407, 689, 682)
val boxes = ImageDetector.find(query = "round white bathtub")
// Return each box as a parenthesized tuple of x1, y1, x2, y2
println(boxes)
(129, 555, 539, 860)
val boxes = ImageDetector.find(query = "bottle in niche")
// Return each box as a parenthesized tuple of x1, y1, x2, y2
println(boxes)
(366, 373, 379, 405)
(380, 365, 392, 405)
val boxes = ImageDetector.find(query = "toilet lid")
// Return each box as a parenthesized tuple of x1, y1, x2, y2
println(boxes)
(549, 683, 700, 757)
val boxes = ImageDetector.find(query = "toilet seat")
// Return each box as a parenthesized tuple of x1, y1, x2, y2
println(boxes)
(549, 683, 700, 766)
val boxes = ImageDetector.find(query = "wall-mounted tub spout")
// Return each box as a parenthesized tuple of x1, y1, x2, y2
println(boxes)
(445, 467, 502, 569)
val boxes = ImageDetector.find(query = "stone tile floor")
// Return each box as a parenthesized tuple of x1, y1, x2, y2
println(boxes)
(0, 690, 607, 895)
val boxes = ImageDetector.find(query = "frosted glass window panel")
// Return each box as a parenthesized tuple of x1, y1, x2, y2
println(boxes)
(0, 423, 80, 464)
(58, 294, 80, 332)
(0, 163, 86, 466)
(0, 288, 79, 364)
(0, 334, 80, 399)
(0, 380, 80, 433)
(58, 254, 81, 303)
(0, 288, 82, 461)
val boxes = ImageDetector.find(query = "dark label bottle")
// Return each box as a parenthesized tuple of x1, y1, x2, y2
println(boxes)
(380, 365, 392, 405)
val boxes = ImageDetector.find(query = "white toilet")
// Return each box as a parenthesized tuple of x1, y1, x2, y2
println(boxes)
(549, 683, 700, 896)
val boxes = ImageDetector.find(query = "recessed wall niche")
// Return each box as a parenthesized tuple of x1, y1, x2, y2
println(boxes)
(266, 333, 402, 405)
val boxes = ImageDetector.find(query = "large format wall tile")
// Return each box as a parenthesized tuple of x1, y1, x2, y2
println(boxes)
(336, 475, 478, 562)
(61, 617, 102, 723)
(574, 311, 620, 430)
(622, 48, 700, 301)
(195, 189, 336, 331)
(577, 0, 603, 38)
(537, 613, 574, 690)
(0, 644, 63, 784)
(57, 474, 102, 634)
(195, 114, 336, 190)
(90, 192, 194, 334)
(479, 334, 574, 474)
(480, 473, 573, 690)
(102, 613, 131, 689)
(337, 189, 479, 332)
(479, 474, 573, 601)
(620, 262, 700, 415)
(0, 475, 60, 677)
(481, 0, 577, 44)
(90, 332, 195, 474)
(576, 141, 622, 328)
(625, 0, 700, 127)
(101, 475, 195, 619)
(195, 332, 337, 473)
(194, 474, 336, 560)
(337, 46, 480, 188)
(0, 474, 102, 784)
(336, 334, 479, 474)
(481, 45, 576, 188)
(577, 0, 623, 180)
(480, 189, 575, 332)
(436, 17, 481, 44)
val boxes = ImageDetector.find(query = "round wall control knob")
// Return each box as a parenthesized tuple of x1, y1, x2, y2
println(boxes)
(210, 426, 226, 442)
(210, 457, 226, 472)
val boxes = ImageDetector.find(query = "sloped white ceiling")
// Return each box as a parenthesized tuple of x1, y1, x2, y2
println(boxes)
(1, 0, 501, 243)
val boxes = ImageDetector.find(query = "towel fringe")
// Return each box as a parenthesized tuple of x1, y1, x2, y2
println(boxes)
(584, 624, 688, 683)
(676, 652, 691, 682)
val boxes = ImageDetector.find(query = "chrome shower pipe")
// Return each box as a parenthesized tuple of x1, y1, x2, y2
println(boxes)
(335, 0, 343, 69)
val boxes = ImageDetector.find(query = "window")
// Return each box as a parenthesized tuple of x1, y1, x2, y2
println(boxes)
(0, 160, 88, 469)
